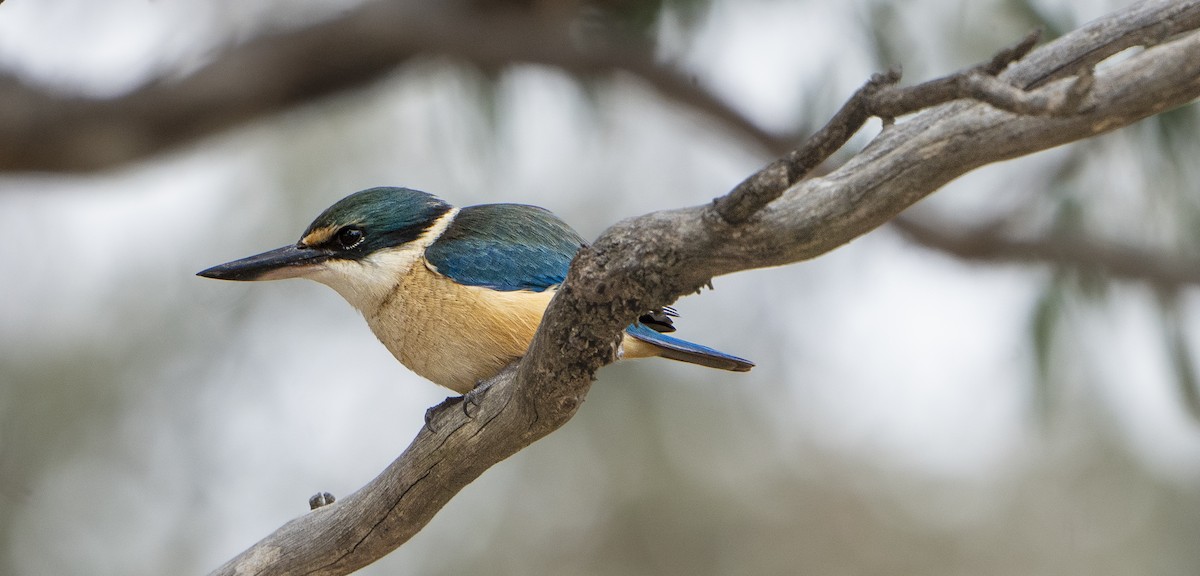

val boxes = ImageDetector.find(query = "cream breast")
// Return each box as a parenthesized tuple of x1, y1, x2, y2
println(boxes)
(367, 262, 555, 393)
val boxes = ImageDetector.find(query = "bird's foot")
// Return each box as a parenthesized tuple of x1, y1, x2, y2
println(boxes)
(308, 491, 336, 510)
(423, 381, 494, 433)
(461, 380, 493, 418)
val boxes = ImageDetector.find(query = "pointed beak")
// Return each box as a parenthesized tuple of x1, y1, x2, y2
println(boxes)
(197, 244, 331, 281)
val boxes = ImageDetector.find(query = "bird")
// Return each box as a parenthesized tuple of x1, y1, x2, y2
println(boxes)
(198, 186, 753, 394)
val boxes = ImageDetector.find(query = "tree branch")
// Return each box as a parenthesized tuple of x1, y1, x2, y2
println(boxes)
(892, 215, 1200, 288)
(209, 1, 1200, 574)
(0, 4, 789, 173)
(711, 31, 1046, 225)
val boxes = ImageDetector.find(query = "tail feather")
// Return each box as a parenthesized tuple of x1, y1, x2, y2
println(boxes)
(624, 323, 754, 372)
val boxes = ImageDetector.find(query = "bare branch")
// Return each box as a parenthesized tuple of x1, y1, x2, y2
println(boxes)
(868, 32, 1096, 119)
(1011, 0, 1200, 89)
(209, 2, 1200, 574)
(711, 30, 1043, 225)
(867, 31, 1040, 118)
(711, 69, 900, 225)
(963, 68, 1096, 116)
(0, 5, 789, 173)
(892, 215, 1200, 288)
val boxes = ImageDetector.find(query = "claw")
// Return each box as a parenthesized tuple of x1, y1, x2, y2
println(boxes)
(462, 380, 493, 418)
(424, 381, 494, 432)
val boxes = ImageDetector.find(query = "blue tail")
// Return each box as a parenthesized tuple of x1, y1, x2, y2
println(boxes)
(625, 323, 754, 372)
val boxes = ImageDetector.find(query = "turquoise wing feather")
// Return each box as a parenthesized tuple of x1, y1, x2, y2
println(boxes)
(425, 204, 583, 292)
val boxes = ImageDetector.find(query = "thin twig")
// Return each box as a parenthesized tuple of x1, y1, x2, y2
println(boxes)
(710, 31, 1050, 226)
(710, 70, 901, 225)
(868, 31, 1040, 118)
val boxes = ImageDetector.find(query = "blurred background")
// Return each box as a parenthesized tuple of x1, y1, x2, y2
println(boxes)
(2, 0, 1199, 574)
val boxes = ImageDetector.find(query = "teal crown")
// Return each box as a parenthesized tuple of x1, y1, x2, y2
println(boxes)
(299, 187, 452, 258)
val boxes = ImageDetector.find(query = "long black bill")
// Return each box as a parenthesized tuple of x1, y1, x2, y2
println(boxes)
(197, 244, 331, 281)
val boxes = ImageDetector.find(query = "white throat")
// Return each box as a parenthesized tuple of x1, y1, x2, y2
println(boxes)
(305, 207, 460, 314)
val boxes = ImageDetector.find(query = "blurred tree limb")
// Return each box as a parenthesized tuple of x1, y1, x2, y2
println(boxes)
(0, 3, 792, 173)
(892, 215, 1200, 289)
(206, 1, 1200, 574)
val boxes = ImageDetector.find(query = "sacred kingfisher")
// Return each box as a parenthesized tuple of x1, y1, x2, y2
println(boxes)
(198, 187, 753, 394)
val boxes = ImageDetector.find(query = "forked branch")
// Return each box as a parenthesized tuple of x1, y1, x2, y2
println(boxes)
(209, 1, 1200, 574)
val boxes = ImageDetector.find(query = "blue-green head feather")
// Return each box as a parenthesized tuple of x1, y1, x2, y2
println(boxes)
(298, 186, 453, 258)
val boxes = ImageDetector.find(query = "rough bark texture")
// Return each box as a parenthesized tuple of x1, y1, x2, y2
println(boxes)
(200, 1, 1200, 574)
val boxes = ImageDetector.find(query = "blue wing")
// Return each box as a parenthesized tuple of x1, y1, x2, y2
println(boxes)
(425, 204, 586, 292)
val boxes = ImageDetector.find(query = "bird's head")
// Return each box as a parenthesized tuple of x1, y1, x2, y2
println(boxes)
(198, 186, 454, 310)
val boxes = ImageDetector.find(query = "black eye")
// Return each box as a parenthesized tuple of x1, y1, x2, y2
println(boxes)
(336, 227, 364, 249)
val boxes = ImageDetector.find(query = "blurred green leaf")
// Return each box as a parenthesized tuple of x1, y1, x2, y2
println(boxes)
(1157, 292, 1200, 422)
(591, 0, 713, 35)
(864, 2, 902, 70)
(1030, 274, 1064, 424)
